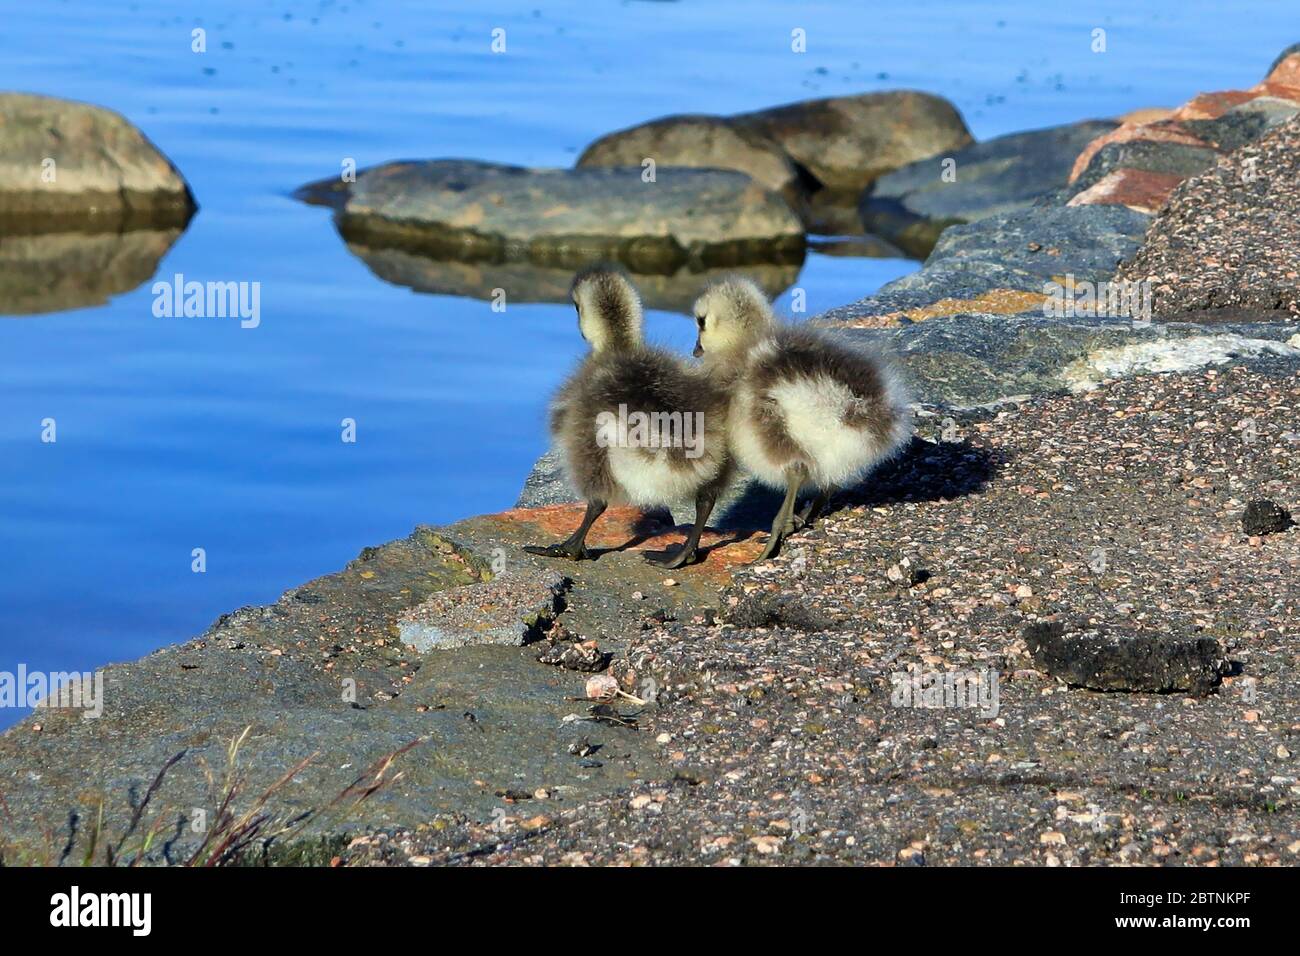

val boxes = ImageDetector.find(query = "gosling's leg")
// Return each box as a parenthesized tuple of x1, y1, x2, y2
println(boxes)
(755, 467, 806, 562)
(793, 485, 835, 531)
(523, 498, 606, 561)
(646, 485, 718, 569)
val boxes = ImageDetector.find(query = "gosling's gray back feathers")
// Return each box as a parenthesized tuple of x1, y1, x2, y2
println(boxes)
(550, 268, 731, 507)
(694, 277, 912, 491)
(571, 265, 644, 354)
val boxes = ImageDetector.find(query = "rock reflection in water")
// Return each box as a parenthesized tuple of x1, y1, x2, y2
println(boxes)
(0, 226, 184, 316)
(344, 241, 805, 313)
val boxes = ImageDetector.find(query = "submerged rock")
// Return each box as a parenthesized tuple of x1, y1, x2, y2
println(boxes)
(1023, 621, 1223, 696)
(0, 93, 194, 229)
(861, 120, 1118, 257)
(297, 160, 805, 273)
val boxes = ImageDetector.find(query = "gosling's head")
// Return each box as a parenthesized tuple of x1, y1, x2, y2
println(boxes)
(570, 266, 643, 354)
(691, 276, 776, 360)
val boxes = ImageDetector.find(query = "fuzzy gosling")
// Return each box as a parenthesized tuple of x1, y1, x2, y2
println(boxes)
(693, 277, 911, 562)
(523, 267, 732, 568)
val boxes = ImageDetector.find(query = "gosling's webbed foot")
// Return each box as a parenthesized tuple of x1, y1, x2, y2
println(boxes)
(754, 532, 784, 563)
(644, 545, 699, 569)
(523, 542, 592, 561)
(794, 491, 832, 531)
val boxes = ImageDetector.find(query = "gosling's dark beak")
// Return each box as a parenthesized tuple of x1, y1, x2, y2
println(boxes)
(693, 339, 704, 358)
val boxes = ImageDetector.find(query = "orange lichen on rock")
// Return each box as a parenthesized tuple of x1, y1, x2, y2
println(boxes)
(823, 287, 1048, 329)
(495, 504, 657, 547)
(493, 503, 763, 573)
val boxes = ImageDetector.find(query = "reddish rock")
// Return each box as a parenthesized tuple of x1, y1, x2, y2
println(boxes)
(1170, 89, 1261, 122)
(1067, 168, 1187, 213)
(1069, 122, 1213, 184)
(493, 503, 764, 575)
(1266, 51, 1300, 89)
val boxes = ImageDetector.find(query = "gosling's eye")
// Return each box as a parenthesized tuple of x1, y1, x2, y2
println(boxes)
(696, 315, 705, 329)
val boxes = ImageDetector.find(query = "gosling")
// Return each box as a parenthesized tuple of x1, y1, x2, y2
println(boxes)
(523, 266, 732, 569)
(692, 277, 912, 562)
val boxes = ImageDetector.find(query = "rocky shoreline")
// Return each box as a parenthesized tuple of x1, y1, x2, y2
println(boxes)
(2, 49, 1299, 866)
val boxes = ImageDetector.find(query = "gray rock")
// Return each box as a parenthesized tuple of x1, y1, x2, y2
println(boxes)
(297, 160, 805, 273)
(822, 203, 1151, 321)
(397, 569, 569, 652)
(0, 93, 194, 229)
(1065, 138, 1221, 199)
(836, 314, 1300, 408)
(1116, 116, 1300, 317)
(731, 90, 973, 194)
(0, 524, 669, 862)
(1023, 621, 1223, 696)
(862, 120, 1118, 257)
(1242, 499, 1294, 536)
(1182, 95, 1300, 153)
(515, 448, 575, 509)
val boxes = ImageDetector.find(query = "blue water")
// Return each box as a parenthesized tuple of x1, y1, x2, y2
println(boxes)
(0, 0, 1294, 726)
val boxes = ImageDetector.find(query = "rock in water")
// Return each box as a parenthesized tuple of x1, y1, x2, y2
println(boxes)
(1022, 621, 1223, 696)
(297, 160, 805, 272)
(861, 120, 1118, 257)
(1242, 499, 1294, 536)
(730, 91, 972, 194)
(398, 568, 569, 652)
(577, 115, 812, 221)
(0, 93, 194, 228)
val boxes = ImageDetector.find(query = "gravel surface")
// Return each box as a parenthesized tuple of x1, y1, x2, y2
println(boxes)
(1118, 117, 1300, 317)
(345, 362, 1300, 866)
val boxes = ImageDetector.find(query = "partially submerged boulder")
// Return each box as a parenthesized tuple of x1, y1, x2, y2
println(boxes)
(861, 120, 1118, 257)
(0, 92, 194, 229)
(297, 160, 805, 272)
(576, 114, 812, 219)
(731, 90, 973, 194)
(572, 91, 971, 233)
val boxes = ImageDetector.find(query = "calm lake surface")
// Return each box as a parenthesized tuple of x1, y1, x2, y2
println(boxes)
(0, 0, 1293, 724)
